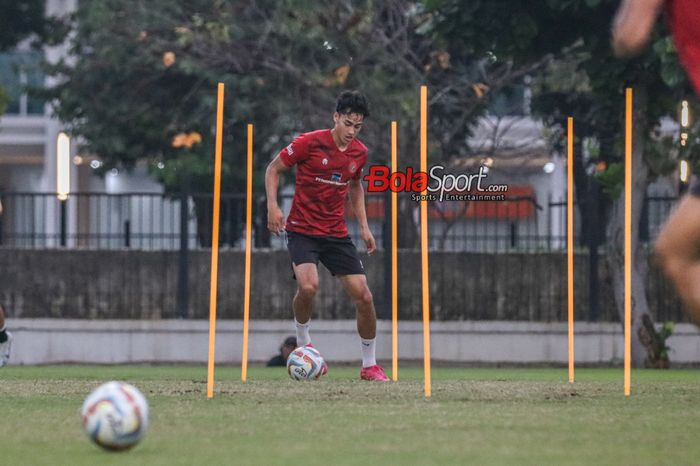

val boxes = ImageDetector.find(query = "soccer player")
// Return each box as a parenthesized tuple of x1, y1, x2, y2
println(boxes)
(613, 0, 700, 326)
(265, 90, 389, 381)
(0, 304, 12, 367)
(0, 206, 8, 366)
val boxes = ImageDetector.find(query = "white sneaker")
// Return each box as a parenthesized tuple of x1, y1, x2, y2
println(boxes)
(0, 331, 12, 367)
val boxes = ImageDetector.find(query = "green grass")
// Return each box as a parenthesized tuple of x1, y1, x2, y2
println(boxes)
(1, 366, 699, 465)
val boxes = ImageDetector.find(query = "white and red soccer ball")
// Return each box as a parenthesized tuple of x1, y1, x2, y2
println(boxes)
(287, 346, 326, 380)
(81, 381, 149, 451)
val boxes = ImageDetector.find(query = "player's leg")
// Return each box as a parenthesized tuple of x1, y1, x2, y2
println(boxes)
(655, 193, 700, 327)
(337, 273, 376, 340)
(0, 304, 12, 367)
(291, 263, 328, 374)
(336, 274, 386, 381)
(322, 235, 388, 381)
(321, 237, 387, 379)
(286, 231, 322, 347)
(292, 262, 319, 346)
(319, 237, 372, 340)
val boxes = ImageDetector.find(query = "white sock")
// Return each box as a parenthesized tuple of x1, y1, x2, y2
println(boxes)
(361, 338, 376, 368)
(295, 319, 311, 347)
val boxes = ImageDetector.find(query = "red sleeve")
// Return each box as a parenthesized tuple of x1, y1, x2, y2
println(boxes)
(279, 132, 312, 167)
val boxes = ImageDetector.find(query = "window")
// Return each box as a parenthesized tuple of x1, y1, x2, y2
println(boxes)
(0, 51, 45, 116)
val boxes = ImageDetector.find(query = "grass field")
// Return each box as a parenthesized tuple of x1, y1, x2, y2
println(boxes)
(1, 365, 699, 465)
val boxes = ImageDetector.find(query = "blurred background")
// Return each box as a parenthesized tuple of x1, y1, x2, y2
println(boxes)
(1, 0, 698, 367)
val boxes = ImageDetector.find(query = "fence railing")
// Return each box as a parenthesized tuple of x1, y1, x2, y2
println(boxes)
(0, 191, 684, 322)
(0, 191, 678, 252)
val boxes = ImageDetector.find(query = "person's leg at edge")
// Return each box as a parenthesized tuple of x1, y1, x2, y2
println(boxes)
(338, 274, 388, 381)
(655, 194, 700, 327)
(0, 304, 12, 367)
(292, 263, 319, 347)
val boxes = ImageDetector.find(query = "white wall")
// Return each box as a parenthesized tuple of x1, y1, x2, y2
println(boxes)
(6, 319, 700, 365)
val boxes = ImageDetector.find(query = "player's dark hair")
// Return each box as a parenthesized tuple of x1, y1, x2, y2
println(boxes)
(335, 90, 370, 118)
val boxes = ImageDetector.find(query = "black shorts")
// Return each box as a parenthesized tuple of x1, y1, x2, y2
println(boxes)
(286, 230, 365, 276)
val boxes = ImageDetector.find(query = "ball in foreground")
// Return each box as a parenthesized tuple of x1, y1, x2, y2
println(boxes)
(287, 346, 325, 380)
(81, 381, 149, 451)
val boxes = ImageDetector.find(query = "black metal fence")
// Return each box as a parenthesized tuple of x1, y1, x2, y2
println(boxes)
(0, 190, 685, 322)
(1, 190, 674, 251)
(0, 191, 245, 250)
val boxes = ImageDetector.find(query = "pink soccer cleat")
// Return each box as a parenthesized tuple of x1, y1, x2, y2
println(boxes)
(360, 364, 389, 381)
(305, 343, 328, 376)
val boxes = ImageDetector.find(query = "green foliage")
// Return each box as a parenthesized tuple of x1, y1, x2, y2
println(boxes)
(658, 321, 674, 360)
(0, 0, 47, 50)
(47, 1, 550, 193)
(654, 37, 687, 88)
(480, 0, 700, 197)
(45, 0, 700, 199)
(0, 85, 7, 115)
(46, 0, 243, 192)
(594, 162, 624, 199)
(47, 1, 422, 192)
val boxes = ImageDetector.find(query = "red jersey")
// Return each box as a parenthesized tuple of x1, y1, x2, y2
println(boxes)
(667, 0, 700, 95)
(279, 129, 368, 237)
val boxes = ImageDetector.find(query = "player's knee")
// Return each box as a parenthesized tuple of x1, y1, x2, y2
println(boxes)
(298, 281, 319, 298)
(355, 288, 373, 307)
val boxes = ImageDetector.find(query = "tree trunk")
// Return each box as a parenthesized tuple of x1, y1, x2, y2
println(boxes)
(605, 86, 654, 367)
(397, 123, 420, 249)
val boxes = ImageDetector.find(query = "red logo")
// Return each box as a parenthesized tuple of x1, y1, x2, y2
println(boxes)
(363, 164, 507, 201)
(363, 166, 428, 192)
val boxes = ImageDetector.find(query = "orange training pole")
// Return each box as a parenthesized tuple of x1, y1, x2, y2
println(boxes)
(207, 82, 225, 398)
(391, 121, 398, 382)
(624, 88, 633, 397)
(567, 117, 575, 384)
(241, 124, 254, 382)
(420, 86, 432, 398)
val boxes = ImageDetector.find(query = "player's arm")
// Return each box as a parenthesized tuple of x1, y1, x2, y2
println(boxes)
(612, 0, 664, 58)
(265, 154, 291, 235)
(348, 178, 376, 255)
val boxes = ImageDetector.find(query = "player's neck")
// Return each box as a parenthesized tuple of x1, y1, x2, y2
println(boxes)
(330, 128, 349, 152)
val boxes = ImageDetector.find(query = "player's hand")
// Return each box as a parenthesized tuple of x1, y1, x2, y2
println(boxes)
(267, 205, 285, 235)
(360, 227, 376, 256)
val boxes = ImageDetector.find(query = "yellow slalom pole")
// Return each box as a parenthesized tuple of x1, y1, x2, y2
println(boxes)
(241, 124, 254, 382)
(207, 82, 225, 399)
(624, 88, 633, 397)
(567, 117, 575, 384)
(391, 121, 398, 382)
(420, 86, 432, 398)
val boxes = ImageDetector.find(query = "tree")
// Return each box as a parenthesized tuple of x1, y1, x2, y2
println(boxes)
(46, 0, 547, 247)
(0, 0, 49, 49)
(425, 0, 700, 366)
(531, 2, 700, 368)
(0, 0, 52, 116)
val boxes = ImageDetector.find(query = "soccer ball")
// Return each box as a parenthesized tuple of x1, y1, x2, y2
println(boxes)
(80, 381, 149, 451)
(287, 346, 325, 380)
